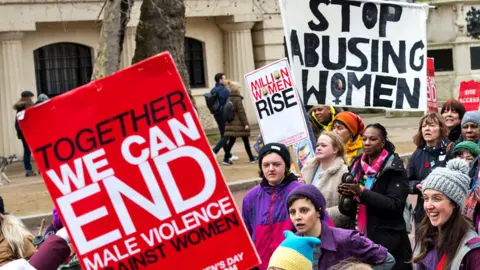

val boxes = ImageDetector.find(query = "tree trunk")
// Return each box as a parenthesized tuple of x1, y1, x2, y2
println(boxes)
(132, 0, 196, 107)
(91, 0, 134, 80)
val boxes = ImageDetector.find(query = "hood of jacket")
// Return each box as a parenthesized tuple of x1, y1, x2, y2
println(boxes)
(302, 156, 345, 183)
(229, 89, 243, 99)
(12, 100, 30, 112)
(308, 106, 336, 127)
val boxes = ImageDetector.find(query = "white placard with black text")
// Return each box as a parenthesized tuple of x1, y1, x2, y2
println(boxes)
(279, 0, 429, 111)
(245, 59, 309, 146)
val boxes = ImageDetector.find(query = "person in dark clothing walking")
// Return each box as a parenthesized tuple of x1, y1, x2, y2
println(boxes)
(407, 113, 454, 230)
(211, 73, 231, 157)
(222, 81, 257, 165)
(12, 91, 36, 177)
(34, 93, 49, 105)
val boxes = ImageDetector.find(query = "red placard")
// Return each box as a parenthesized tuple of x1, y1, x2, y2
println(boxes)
(458, 80, 480, 111)
(18, 52, 260, 270)
(426, 58, 438, 113)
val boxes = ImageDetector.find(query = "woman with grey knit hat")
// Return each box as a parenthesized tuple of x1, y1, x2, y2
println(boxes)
(413, 158, 480, 269)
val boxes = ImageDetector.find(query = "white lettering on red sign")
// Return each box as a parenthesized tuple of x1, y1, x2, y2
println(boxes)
(48, 112, 217, 258)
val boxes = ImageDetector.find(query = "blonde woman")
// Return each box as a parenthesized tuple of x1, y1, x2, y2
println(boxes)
(301, 131, 349, 228)
(223, 81, 257, 165)
(0, 197, 35, 266)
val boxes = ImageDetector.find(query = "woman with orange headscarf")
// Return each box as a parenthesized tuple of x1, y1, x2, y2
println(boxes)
(333, 112, 365, 165)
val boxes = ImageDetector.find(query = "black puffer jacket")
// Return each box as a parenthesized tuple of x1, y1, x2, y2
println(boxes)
(448, 124, 462, 143)
(341, 153, 412, 270)
(13, 100, 30, 139)
(407, 139, 454, 227)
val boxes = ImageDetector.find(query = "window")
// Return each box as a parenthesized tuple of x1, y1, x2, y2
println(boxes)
(184, 37, 205, 88)
(34, 43, 93, 97)
(470, 46, 480, 70)
(427, 49, 454, 72)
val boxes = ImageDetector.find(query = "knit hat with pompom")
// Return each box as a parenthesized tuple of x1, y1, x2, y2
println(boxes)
(421, 158, 471, 208)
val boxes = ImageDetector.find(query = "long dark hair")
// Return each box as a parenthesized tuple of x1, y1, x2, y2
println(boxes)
(364, 123, 396, 154)
(413, 205, 470, 269)
(441, 99, 466, 120)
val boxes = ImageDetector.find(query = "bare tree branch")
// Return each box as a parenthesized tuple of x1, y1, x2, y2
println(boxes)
(132, 0, 196, 108)
(91, 0, 134, 80)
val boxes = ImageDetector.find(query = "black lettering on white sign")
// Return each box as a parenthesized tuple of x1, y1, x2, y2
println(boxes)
(281, 0, 427, 110)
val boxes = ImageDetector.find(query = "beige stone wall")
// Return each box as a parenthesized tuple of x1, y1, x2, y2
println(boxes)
(185, 17, 224, 132)
(22, 22, 101, 93)
(252, 14, 285, 69)
(6, 0, 480, 157)
(427, 2, 480, 104)
(0, 0, 284, 156)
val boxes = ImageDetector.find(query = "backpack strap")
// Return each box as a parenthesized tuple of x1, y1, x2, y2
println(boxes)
(467, 239, 480, 249)
(451, 231, 479, 268)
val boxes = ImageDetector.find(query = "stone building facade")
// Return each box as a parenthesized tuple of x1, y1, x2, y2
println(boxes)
(0, 0, 285, 157)
(426, 0, 480, 104)
(0, 0, 479, 157)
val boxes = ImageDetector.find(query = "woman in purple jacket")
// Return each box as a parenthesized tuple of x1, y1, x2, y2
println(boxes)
(241, 143, 302, 270)
(413, 159, 480, 269)
(286, 184, 395, 270)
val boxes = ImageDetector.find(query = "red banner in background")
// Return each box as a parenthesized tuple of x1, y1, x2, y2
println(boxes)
(426, 58, 438, 113)
(458, 80, 480, 111)
(18, 52, 260, 270)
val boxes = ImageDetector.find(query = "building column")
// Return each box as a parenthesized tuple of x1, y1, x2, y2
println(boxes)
(252, 15, 285, 69)
(0, 32, 24, 157)
(121, 27, 137, 68)
(218, 22, 257, 125)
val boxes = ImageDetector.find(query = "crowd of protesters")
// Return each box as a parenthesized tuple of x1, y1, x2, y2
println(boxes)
(1, 80, 480, 270)
(243, 100, 480, 269)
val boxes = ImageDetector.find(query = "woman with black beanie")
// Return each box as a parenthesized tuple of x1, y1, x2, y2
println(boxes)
(242, 142, 302, 270)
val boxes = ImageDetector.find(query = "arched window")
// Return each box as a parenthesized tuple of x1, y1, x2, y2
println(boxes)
(184, 37, 206, 88)
(34, 43, 93, 97)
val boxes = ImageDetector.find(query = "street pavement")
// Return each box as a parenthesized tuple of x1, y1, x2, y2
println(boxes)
(224, 113, 420, 160)
(3, 113, 423, 217)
